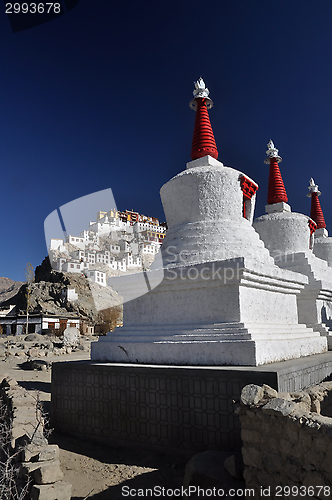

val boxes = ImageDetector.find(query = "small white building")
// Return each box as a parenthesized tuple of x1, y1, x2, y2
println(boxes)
(139, 242, 156, 255)
(50, 238, 68, 252)
(133, 222, 166, 233)
(86, 270, 107, 286)
(87, 252, 96, 264)
(62, 260, 86, 273)
(125, 253, 142, 269)
(110, 244, 120, 254)
(117, 259, 126, 272)
(71, 250, 86, 261)
(67, 235, 85, 249)
(0, 313, 80, 335)
(61, 288, 79, 302)
(80, 230, 100, 247)
(96, 251, 111, 264)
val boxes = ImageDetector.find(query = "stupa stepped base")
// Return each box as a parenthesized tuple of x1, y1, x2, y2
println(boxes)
(92, 329, 326, 367)
(97, 257, 328, 366)
(306, 324, 332, 349)
(99, 322, 322, 341)
(275, 251, 332, 342)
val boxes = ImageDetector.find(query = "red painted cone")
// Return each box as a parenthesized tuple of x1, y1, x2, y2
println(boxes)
(191, 97, 218, 161)
(267, 157, 288, 204)
(310, 192, 326, 229)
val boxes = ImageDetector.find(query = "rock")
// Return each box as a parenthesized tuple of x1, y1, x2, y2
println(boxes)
(63, 327, 80, 347)
(21, 443, 43, 462)
(289, 391, 312, 412)
(33, 459, 64, 485)
(262, 384, 278, 399)
(241, 384, 264, 406)
(31, 360, 51, 371)
(0, 277, 23, 302)
(25, 334, 44, 342)
(15, 351, 26, 357)
(262, 398, 295, 416)
(20, 359, 51, 371)
(39, 341, 53, 350)
(28, 348, 41, 357)
(37, 445, 59, 462)
(30, 481, 72, 500)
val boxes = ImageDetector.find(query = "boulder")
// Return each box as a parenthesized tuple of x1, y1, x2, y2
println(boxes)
(30, 481, 72, 500)
(63, 327, 80, 347)
(25, 334, 44, 342)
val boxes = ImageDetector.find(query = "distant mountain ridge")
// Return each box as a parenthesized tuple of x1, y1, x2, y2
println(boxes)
(0, 277, 23, 304)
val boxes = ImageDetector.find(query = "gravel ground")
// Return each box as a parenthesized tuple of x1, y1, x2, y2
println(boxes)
(0, 348, 187, 499)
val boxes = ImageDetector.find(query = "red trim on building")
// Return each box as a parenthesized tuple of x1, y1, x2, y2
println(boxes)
(308, 219, 317, 235)
(240, 176, 258, 219)
(240, 176, 258, 199)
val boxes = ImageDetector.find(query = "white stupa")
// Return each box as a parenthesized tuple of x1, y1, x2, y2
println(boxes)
(91, 82, 327, 366)
(253, 145, 332, 347)
(309, 178, 332, 268)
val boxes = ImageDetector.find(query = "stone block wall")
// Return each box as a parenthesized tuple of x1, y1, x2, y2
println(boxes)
(51, 361, 284, 454)
(51, 357, 332, 455)
(0, 377, 71, 500)
(238, 382, 332, 499)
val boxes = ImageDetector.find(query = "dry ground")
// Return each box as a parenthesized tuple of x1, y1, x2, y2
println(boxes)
(0, 351, 187, 499)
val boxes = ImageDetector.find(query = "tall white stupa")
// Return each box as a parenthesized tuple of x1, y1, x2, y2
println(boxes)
(309, 178, 332, 268)
(92, 80, 327, 366)
(253, 145, 332, 347)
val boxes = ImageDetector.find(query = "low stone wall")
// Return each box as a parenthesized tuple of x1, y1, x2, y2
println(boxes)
(0, 376, 71, 500)
(238, 382, 332, 499)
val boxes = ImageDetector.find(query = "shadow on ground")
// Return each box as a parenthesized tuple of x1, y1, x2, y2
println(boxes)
(18, 380, 51, 393)
(49, 431, 188, 470)
(50, 431, 187, 499)
(71, 467, 184, 500)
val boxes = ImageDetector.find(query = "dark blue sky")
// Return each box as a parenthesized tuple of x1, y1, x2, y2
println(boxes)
(1, 0, 332, 281)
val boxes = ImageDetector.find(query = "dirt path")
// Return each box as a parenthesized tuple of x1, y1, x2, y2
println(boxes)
(0, 352, 186, 499)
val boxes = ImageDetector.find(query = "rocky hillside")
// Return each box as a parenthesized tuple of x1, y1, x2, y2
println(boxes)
(0, 277, 23, 304)
(1, 258, 120, 324)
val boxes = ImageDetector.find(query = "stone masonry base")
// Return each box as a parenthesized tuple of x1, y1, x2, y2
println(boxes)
(51, 352, 332, 455)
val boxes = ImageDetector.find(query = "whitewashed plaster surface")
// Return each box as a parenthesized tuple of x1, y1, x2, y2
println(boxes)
(314, 235, 332, 267)
(92, 158, 327, 366)
(253, 211, 312, 258)
(160, 158, 273, 268)
(254, 210, 332, 348)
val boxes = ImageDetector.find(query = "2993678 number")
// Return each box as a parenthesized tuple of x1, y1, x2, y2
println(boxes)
(5, 3, 61, 14)
(275, 485, 331, 497)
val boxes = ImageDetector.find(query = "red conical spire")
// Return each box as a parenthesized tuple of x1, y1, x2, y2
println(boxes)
(190, 78, 218, 161)
(307, 178, 326, 229)
(264, 140, 288, 204)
